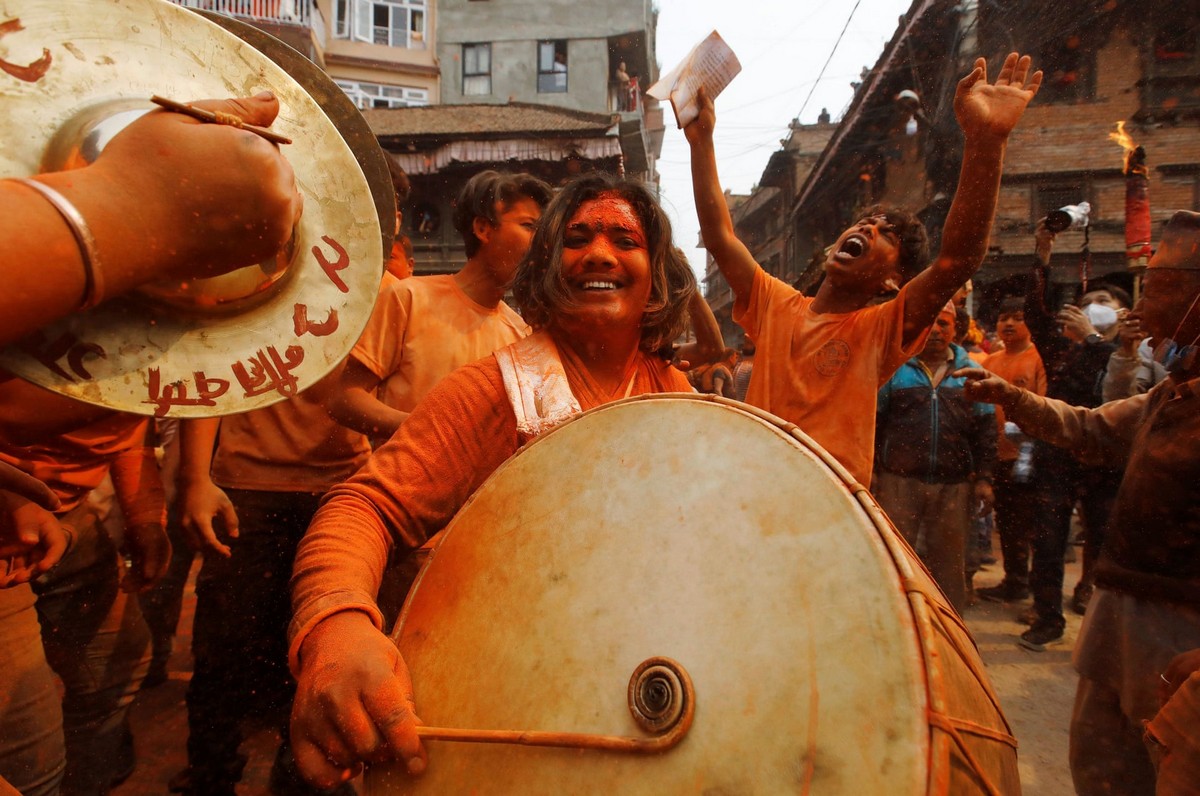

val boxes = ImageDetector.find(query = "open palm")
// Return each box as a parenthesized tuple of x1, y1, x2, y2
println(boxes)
(954, 53, 1042, 141)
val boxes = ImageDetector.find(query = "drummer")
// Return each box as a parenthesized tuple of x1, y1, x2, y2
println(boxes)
(286, 173, 697, 786)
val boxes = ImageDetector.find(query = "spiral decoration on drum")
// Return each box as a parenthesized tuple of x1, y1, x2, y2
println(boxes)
(628, 657, 692, 735)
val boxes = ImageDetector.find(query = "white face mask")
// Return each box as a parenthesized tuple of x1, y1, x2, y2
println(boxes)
(1083, 303, 1119, 333)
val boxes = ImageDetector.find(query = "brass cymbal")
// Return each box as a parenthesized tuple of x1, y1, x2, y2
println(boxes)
(0, 0, 381, 418)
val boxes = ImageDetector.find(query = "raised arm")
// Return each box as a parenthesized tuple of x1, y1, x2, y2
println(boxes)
(673, 290, 726, 368)
(902, 54, 1042, 342)
(685, 88, 760, 306)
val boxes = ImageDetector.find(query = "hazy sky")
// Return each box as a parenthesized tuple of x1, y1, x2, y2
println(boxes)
(651, 0, 917, 278)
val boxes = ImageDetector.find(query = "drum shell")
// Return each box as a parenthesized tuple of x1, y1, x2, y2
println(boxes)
(367, 395, 1019, 794)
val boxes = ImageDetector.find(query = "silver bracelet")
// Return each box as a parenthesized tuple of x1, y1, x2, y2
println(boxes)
(13, 177, 105, 311)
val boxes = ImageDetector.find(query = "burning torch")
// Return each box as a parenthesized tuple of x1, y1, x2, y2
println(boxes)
(1109, 121, 1152, 279)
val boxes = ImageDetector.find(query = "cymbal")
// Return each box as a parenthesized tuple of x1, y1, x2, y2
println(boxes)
(0, 0, 381, 418)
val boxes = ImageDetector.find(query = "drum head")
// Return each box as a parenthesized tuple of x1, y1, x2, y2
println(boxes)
(369, 395, 1017, 794)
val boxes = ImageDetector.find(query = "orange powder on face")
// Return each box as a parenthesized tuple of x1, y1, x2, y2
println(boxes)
(566, 193, 646, 244)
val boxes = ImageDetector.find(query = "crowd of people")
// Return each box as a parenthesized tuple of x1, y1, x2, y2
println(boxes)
(1, 44, 1198, 796)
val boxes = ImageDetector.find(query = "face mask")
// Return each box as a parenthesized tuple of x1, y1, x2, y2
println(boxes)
(1083, 303, 1118, 333)
(1152, 291, 1200, 376)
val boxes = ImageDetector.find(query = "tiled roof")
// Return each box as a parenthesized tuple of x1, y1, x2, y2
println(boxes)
(363, 102, 620, 140)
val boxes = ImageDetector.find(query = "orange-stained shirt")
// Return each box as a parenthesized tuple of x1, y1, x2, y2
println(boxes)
(288, 348, 691, 669)
(211, 391, 371, 493)
(983, 344, 1047, 461)
(0, 398, 163, 527)
(351, 273, 530, 414)
(733, 269, 927, 486)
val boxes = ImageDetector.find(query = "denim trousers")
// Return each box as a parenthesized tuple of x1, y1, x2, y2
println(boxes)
(0, 583, 65, 796)
(33, 506, 151, 795)
(0, 505, 150, 796)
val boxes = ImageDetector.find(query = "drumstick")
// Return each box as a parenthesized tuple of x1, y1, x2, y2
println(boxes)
(413, 720, 691, 753)
(150, 95, 292, 145)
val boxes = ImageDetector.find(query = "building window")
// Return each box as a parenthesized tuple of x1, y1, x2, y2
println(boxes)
(1037, 34, 1095, 104)
(463, 43, 491, 96)
(1143, 24, 1200, 118)
(335, 0, 426, 49)
(335, 80, 429, 109)
(537, 40, 567, 93)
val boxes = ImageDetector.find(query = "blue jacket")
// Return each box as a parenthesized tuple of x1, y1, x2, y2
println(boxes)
(875, 344, 997, 483)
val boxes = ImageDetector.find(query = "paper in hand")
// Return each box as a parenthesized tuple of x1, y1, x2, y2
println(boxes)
(647, 30, 741, 128)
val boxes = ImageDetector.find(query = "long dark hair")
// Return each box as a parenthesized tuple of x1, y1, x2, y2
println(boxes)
(513, 174, 696, 353)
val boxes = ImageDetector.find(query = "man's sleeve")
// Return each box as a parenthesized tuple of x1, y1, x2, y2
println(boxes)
(288, 360, 519, 672)
(350, 278, 410, 379)
(1006, 386, 1151, 467)
(108, 418, 166, 529)
(731, 267, 789, 342)
(1102, 351, 1140, 402)
(873, 288, 930, 379)
(1024, 261, 1066, 367)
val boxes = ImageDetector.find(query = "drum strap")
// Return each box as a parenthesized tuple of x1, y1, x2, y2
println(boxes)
(495, 332, 582, 442)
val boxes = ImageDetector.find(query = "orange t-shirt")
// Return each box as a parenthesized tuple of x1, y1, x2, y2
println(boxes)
(288, 349, 691, 668)
(0, 406, 162, 526)
(351, 273, 530, 414)
(211, 392, 371, 493)
(733, 269, 927, 485)
(982, 344, 1047, 461)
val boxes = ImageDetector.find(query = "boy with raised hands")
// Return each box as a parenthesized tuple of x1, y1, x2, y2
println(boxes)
(685, 53, 1041, 486)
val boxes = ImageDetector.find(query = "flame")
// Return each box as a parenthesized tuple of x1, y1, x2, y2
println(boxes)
(1108, 121, 1147, 175)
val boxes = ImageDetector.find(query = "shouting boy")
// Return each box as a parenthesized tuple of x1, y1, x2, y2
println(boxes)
(686, 53, 1041, 485)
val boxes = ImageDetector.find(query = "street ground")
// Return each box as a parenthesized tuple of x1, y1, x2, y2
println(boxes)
(113, 546, 1084, 795)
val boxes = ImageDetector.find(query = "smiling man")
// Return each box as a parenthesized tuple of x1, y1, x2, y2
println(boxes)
(685, 53, 1041, 485)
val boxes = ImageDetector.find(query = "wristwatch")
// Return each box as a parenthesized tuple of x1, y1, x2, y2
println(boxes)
(1084, 333, 1104, 345)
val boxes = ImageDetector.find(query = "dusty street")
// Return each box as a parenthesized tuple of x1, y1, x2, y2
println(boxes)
(113, 552, 1084, 795)
(964, 556, 1085, 796)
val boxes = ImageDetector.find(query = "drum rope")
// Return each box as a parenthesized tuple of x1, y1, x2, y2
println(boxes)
(943, 716, 1020, 747)
(926, 712, 1005, 796)
(901, 577, 1016, 738)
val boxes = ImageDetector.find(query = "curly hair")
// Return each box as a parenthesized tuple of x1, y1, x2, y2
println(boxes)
(512, 174, 696, 353)
(453, 170, 554, 257)
(860, 204, 930, 283)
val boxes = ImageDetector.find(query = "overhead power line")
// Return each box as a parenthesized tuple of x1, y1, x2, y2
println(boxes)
(796, 0, 866, 121)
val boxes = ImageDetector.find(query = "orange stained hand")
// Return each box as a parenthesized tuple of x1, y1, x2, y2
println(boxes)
(954, 53, 1043, 142)
(179, 478, 239, 558)
(292, 611, 427, 787)
(120, 522, 172, 593)
(0, 492, 70, 587)
(954, 367, 1020, 408)
(683, 86, 716, 145)
(88, 91, 303, 284)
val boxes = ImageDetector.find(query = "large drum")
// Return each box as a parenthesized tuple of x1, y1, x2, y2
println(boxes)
(366, 395, 1019, 794)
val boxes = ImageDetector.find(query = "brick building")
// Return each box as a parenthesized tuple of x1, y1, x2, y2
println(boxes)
(709, 0, 1200, 325)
